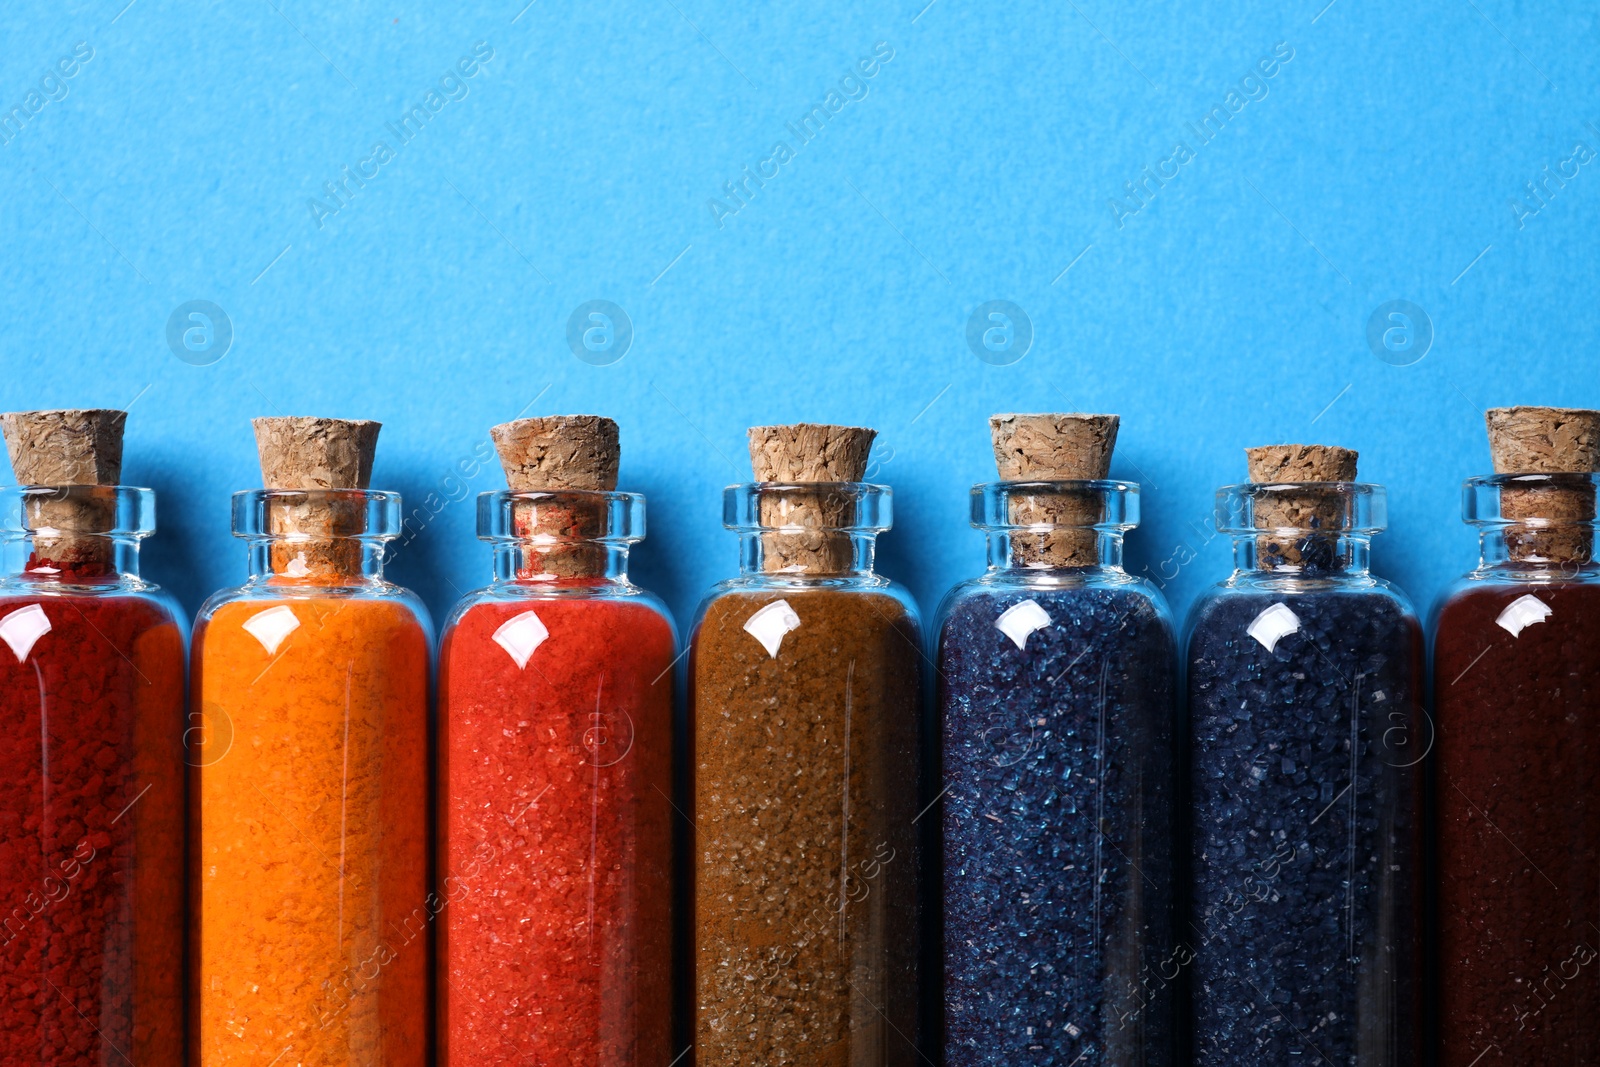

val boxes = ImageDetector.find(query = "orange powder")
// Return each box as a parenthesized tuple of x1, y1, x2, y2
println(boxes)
(190, 595, 429, 1067)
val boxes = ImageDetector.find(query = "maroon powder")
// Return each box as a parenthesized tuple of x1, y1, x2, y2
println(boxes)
(1435, 582, 1600, 1065)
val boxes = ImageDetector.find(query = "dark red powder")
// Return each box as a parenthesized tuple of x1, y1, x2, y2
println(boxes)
(0, 593, 185, 1065)
(25, 549, 113, 582)
(438, 594, 675, 1066)
(1435, 582, 1600, 1066)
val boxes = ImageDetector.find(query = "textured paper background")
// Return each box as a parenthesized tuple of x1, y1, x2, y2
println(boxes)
(1, 0, 1595, 635)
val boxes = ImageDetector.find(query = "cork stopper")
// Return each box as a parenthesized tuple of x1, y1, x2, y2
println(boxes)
(253, 417, 379, 490)
(490, 416, 620, 579)
(989, 413, 1119, 567)
(1485, 406, 1600, 563)
(491, 416, 619, 490)
(1244, 444, 1359, 570)
(749, 423, 876, 483)
(747, 423, 876, 574)
(251, 417, 381, 579)
(1, 409, 126, 485)
(0, 409, 127, 576)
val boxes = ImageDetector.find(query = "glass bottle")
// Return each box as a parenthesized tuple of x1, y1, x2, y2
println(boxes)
(936, 479, 1178, 1065)
(1184, 465, 1423, 1066)
(0, 482, 185, 1066)
(689, 458, 923, 1066)
(1434, 406, 1600, 1066)
(437, 487, 675, 1065)
(191, 477, 431, 1065)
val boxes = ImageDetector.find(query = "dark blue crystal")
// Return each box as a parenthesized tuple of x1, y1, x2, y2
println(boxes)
(939, 586, 1178, 1066)
(1185, 589, 1423, 1066)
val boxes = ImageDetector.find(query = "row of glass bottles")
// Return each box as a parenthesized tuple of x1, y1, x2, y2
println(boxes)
(2, 437, 1594, 1065)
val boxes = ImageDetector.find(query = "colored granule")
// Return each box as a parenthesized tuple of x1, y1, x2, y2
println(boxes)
(690, 588, 922, 1067)
(1186, 591, 1423, 1066)
(937, 587, 1177, 1066)
(191, 596, 429, 1067)
(1435, 583, 1600, 1066)
(0, 594, 184, 1066)
(438, 596, 675, 1066)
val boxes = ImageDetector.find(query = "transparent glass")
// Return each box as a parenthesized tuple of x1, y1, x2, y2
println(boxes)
(934, 481, 1178, 1065)
(190, 489, 431, 1067)
(689, 482, 923, 1066)
(1184, 482, 1423, 1066)
(437, 491, 676, 1065)
(0, 486, 185, 1065)
(1433, 473, 1600, 1065)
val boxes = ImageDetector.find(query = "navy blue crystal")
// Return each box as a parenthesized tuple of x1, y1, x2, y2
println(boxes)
(939, 586, 1177, 1066)
(1185, 589, 1423, 1066)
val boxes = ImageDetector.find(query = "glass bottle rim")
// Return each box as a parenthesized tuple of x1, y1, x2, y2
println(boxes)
(231, 488, 403, 540)
(1214, 481, 1387, 535)
(970, 479, 1139, 531)
(722, 481, 892, 533)
(0, 484, 156, 538)
(1462, 472, 1600, 526)
(476, 488, 645, 544)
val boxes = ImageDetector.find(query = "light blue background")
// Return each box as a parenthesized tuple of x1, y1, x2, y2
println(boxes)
(2, 0, 1596, 633)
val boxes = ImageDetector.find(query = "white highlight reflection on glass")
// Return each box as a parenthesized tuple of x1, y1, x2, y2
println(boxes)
(744, 599, 802, 658)
(1496, 594, 1552, 638)
(0, 604, 52, 663)
(995, 598, 1052, 651)
(493, 609, 550, 669)
(242, 605, 300, 655)
(1247, 602, 1302, 652)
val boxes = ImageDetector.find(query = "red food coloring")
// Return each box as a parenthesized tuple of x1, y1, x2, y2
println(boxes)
(439, 596, 674, 1065)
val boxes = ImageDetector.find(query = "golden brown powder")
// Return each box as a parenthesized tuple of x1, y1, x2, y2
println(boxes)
(691, 588, 921, 1066)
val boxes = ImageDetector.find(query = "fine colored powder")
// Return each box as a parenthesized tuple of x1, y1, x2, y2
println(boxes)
(1186, 591, 1423, 1065)
(438, 595, 674, 1066)
(690, 588, 922, 1066)
(0, 594, 184, 1066)
(937, 587, 1177, 1066)
(191, 595, 429, 1066)
(1434, 583, 1600, 1065)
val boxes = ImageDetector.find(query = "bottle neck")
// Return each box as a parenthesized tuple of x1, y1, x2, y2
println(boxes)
(1474, 525, 1596, 575)
(2, 486, 152, 587)
(235, 489, 399, 586)
(1231, 532, 1371, 577)
(247, 538, 389, 583)
(736, 530, 880, 578)
(1465, 474, 1598, 573)
(1216, 481, 1384, 580)
(480, 489, 643, 585)
(972, 480, 1139, 575)
(492, 542, 632, 583)
(726, 482, 890, 580)
(984, 529, 1127, 572)
(16, 536, 143, 583)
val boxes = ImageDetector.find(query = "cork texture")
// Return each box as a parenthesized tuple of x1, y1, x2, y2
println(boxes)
(1, 409, 127, 572)
(0, 409, 126, 485)
(1486, 407, 1600, 474)
(990, 413, 1119, 568)
(1244, 444, 1359, 485)
(491, 416, 620, 579)
(1244, 444, 1359, 569)
(491, 415, 620, 491)
(747, 424, 876, 574)
(749, 423, 875, 483)
(990, 413, 1118, 481)
(252, 417, 381, 578)
(253, 417, 380, 490)
(1485, 407, 1600, 563)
